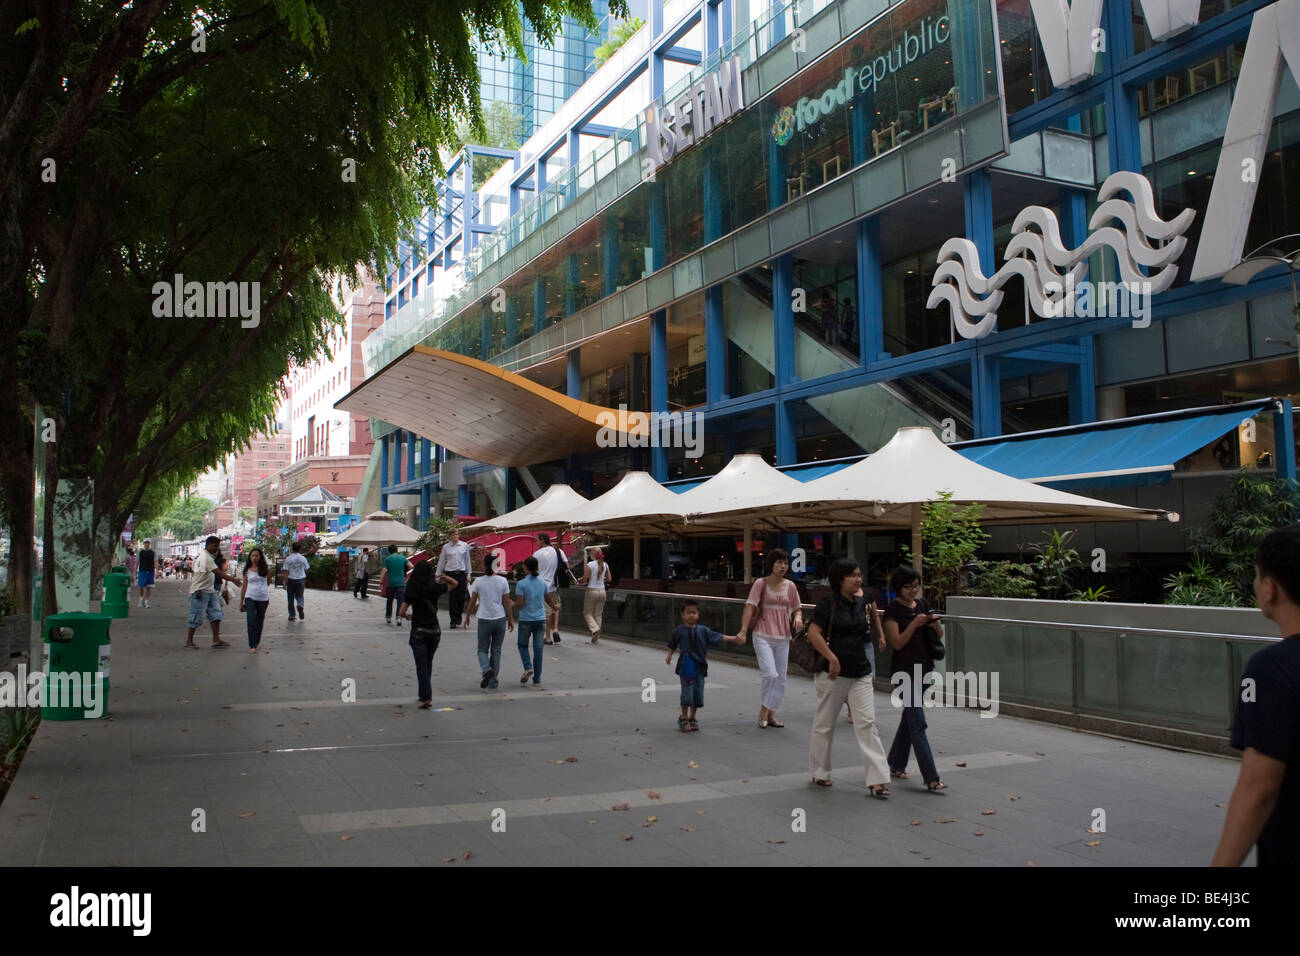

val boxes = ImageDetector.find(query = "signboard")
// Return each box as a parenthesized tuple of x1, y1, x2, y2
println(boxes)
(231, 535, 244, 552)
(296, 522, 314, 540)
(643, 56, 744, 172)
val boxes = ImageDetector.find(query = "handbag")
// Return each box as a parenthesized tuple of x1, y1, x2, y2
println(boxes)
(925, 623, 946, 661)
(790, 596, 832, 675)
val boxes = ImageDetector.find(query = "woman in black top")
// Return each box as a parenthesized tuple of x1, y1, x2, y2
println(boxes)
(882, 565, 947, 791)
(399, 562, 459, 709)
(805, 558, 892, 797)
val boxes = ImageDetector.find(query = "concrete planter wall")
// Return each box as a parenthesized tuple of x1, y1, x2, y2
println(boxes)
(945, 596, 1273, 638)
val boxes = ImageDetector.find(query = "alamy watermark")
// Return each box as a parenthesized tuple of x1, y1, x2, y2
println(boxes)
(891, 665, 1000, 718)
(0, 665, 106, 718)
(595, 404, 704, 457)
(151, 273, 261, 328)
(1042, 277, 1153, 329)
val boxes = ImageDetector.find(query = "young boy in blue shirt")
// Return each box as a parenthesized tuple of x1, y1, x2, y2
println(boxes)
(666, 600, 744, 731)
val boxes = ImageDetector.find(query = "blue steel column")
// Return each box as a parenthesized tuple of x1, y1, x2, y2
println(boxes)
(650, 310, 668, 480)
(772, 253, 796, 387)
(406, 431, 416, 486)
(534, 276, 547, 334)
(965, 169, 1000, 438)
(1060, 186, 1097, 424)
(380, 434, 390, 490)
(567, 349, 582, 399)
(705, 286, 726, 404)
(419, 481, 430, 529)
(392, 429, 403, 483)
(857, 217, 883, 364)
(421, 438, 431, 479)
(1274, 398, 1297, 484)
(457, 484, 472, 517)
(1104, 0, 1142, 175)
(505, 295, 519, 348)
(603, 218, 619, 296)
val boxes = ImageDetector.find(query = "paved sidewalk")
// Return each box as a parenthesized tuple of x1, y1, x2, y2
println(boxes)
(0, 581, 1241, 866)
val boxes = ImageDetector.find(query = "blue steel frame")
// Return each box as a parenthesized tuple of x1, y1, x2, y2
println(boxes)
(382, 0, 1300, 512)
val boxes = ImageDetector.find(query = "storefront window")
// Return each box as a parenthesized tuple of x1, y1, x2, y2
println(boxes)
(722, 267, 777, 396)
(793, 235, 860, 376)
(667, 293, 707, 411)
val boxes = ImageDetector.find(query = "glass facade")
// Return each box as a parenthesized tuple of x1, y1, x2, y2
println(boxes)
(373, 0, 1300, 535)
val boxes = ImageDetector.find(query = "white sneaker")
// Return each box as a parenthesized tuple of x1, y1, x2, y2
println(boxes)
(144, 600, 150, 608)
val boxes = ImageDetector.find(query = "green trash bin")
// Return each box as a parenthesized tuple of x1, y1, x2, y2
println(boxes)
(42, 612, 111, 720)
(103, 572, 130, 619)
(111, 565, 126, 573)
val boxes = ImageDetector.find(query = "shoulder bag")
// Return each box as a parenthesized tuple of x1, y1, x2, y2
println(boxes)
(745, 584, 764, 641)
(918, 601, 945, 661)
(790, 597, 831, 675)
(553, 546, 573, 588)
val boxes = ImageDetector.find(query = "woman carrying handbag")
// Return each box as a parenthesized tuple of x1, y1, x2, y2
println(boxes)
(882, 565, 948, 791)
(738, 548, 803, 729)
(804, 558, 891, 797)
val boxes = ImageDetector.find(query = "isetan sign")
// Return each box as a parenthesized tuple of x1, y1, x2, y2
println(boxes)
(643, 56, 744, 171)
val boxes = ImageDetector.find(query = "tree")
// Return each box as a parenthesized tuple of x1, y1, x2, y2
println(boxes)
(0, 0, 624, 615)
(454, 101, 526, 189)
(901, 491, 989, 610)
(136, 495, 213, 542)
(593, 17, 644, 67)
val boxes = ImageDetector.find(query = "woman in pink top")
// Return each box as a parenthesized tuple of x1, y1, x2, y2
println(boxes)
(739, 548, 804, 729)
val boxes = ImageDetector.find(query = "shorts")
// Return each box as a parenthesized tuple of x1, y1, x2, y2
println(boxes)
(544, 591, 562, 610)
(138, 570, 155, 587)
(679, 674, 704, 708)
(187, 589, 223, 627)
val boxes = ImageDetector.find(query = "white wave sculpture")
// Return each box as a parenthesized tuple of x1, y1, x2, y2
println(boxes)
(927, 171, 1196, 339)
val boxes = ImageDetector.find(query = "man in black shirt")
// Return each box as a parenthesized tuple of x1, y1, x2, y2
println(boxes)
(1213, 524, 1300, 866)
(137, 539, 157, 609)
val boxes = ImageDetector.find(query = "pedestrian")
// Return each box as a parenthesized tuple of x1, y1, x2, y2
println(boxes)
(577, 547, 611, 642)
(239, 548, 272, 654)
(398, 561, 459, 709)
(804, 557, 891, 796)
(466, 554, 514, 689)
(532, 532, 567, 645)
(436, 526, 473, 628)
(739, 548, 803, 729)
(124, 547, 137, 598)
(182, 555, 193, 579)
(383, 544, 412, 625)
(183, 535, 241, 649)
(666, 600, 744, 731)
(1213, 524, 1300, 866)
(135, 539, 157, 608)
(840, 297, 857, 348)
(352, 547, 372, 599)
(882, 565, 947, 792)
(283, 541, 309, 622)
(512, 555, 548, 687)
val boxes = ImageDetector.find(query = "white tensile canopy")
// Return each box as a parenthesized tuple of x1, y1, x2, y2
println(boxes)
(330, 510, 423, 548)
(696, 427, 1177, 573)
(567, 471, 691, 577)
(469, 484, 590, 533)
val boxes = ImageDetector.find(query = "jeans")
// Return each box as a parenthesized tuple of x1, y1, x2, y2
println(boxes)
(410, 627, 441, 702)
(447, 570, 468, 625)
(285, 578, 305, 617)
(386, 586, 406, 621)
(517, 619, 546, 683)
(352, 571, 369, 598)
(187, 589, 223, 627)
(888, 704, 940, 784)
(680, 674, 704, 708)
(476, 618, 506, 686)
(245, 599, 268, 648)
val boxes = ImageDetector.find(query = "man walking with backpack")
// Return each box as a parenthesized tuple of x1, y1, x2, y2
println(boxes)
(532, 532, 569, 644)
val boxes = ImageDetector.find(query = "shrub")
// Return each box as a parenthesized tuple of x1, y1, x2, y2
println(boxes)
(969, 560, 1037, 598)
(306, 554, 338, 589)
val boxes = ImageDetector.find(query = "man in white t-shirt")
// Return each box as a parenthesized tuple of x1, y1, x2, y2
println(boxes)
(184, 536, 243, 649)
(466, 556, 514, 689)
(531, 532, 567, 645)
(283, 542, 310, 622)
(436, 526, 473, 628)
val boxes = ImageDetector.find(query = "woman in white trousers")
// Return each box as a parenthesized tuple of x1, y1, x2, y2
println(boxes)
(739, 549, 803, 728)
(805, 557, 891, 797)
(577, 547, 611, 642)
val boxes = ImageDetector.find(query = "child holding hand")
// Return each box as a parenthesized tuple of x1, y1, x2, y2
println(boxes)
(666, 600, 744, 731)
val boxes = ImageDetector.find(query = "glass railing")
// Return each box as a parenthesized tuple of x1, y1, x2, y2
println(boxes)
(555, 588, 1271, 738)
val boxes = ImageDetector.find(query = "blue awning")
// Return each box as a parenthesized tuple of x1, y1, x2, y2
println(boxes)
(954, 406, 1263, 489)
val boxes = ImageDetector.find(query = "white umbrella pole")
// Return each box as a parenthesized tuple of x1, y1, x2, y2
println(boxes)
(743, 523, 753, 585)
(911, 503, 923, 575)
(633, 530, 641, 580)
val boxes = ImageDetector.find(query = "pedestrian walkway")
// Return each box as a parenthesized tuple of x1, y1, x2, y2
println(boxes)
(0, 581, 1241, 866)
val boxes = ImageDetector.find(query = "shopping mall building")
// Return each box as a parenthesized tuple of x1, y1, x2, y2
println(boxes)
(342, 0, 1300, 591)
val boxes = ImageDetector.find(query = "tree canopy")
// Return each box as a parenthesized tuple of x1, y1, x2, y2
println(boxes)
(0, 0, 625, 612)
(593, 16, 644, 67)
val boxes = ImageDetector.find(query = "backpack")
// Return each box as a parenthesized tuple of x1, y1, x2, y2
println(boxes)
(553, 546, 573, 589)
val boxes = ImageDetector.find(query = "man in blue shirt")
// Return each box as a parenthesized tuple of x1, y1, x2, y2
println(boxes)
(513, 556, 549, 686)
(283, 542, 309, 623)
(384, 545, 413, 625)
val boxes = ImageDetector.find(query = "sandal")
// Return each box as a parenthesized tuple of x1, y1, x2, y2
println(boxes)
(184, 642, 199, 650)
(868, 785, 890, 799)
(688, 718, 699, 731)
(678, 717, 690, 732)
(757, 718, 769, 729)
(812, 778, 833, 787)
(926, 780, 948, 792)
(890, 769, 910, 780)
(211, 640, 230, 648)
(767, 718, 784, 728)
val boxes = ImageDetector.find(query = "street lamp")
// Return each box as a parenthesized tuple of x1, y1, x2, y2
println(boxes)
(1223, 235, 1300, 374)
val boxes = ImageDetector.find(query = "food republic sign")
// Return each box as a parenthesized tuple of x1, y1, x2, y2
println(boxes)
(643, 57, 744, 171)
(773, 13, 951, 145)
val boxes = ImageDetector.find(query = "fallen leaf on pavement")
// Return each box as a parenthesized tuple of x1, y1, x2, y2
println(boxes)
(621, 834, 634, 841)
(766, 839, 785, 844)
(909, 819, 922, 826)
(955, 762, 967, 768)
(643, 816, 658, 827)
(565, 756, 579, 763)
(341, 835, 352, 841)
(1006, 794, 1019, 801)
(461, 851, 472, 860)
(680, 826, 695, 832)
(648, 791, 662, 799)
(934, 818, 956, 824)
(612, 803, 629, 811)
(687, 760, 699, 768)
(238, 811, 255, 819)
(972, 830, 984, 837)
(1085, 840, 1101, 848)
(981, 809, 996, 816)
(442, 856, 455, 863)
